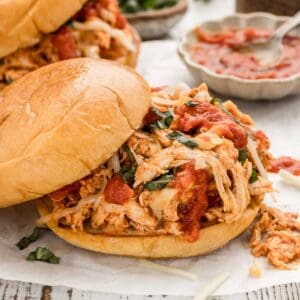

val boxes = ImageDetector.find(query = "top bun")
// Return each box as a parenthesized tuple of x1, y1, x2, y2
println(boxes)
(0, 58, 151, 207)
(0, 0, 87, 58)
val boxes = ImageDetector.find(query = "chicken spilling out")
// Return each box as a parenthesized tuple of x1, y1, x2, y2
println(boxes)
(39, 83, 273, 243)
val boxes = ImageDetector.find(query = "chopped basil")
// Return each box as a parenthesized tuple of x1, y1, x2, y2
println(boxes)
(120, 165, 137, 185)
(144, 174, 174, 191)
(238, 149, 248, 165)
(123, 144, 135, 163)
(185, 101, 198, 107)
(249, 169, 258, 184)
(150, 108, 173, 130)
(27, 247, 60, 264)
(16, 227, 46, 250)
(167, 131, 198, 149)
(120, 144, 137, 184)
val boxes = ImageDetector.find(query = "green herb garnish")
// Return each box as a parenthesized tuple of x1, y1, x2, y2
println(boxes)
(27, 247, 60, 264)
(120, 144, 137, 184)
(144, 174, 174, 191)
(123, 144, 135, 163)
(150, 108, 173, 130)
(16, 227, 46, 250)
(167, 131, 198, 148)
(119, 0, 179, 13)
(185, 101, 198, 107)
(238, 149, 248, 165)
(249, 169, 258, 184)
(120, 165, 137, 185)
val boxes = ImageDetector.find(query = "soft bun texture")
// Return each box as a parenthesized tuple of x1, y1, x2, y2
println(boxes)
(0, 58, 151, 207)
(37, 198, 260, 258)
(0, 0, 87, 58)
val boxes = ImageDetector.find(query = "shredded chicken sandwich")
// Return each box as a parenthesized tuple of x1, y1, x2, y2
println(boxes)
(0, 0, 139, 89)
(37, 83, 273, 243)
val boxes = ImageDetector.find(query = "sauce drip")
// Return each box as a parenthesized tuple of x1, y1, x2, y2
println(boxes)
(270, 156, 300, 176)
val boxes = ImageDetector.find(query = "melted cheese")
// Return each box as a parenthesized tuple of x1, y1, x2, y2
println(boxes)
(73, 18, 136, 52)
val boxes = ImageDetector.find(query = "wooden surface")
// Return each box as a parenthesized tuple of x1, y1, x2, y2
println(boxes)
(0, 279, 299, 299)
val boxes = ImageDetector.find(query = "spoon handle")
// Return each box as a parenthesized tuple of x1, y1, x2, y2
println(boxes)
(273, 11, 300, 41)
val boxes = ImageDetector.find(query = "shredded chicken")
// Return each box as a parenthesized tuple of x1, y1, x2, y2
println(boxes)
(250, 205, 300, 269)
(38, 83, 274, 242)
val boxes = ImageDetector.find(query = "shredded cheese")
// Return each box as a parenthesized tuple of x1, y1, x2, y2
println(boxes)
(279, 169, 300, 189)
(249, 262, 263, 278)
(73, 19, 136, 52)
(193, 272, 230, 300)
(107, 152, 121, 173)
(151, 96, 180, 107)
(247, 137, 277, 202)
(82, 45, 100, 59)
(37, 194, 101, 225)
(139, 259, 198, 281)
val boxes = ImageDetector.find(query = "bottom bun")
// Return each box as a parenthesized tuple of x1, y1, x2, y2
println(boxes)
(37, 197, 261, 258)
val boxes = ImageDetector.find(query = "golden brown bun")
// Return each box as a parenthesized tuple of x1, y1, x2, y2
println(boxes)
(0, 58, 151, 207)
(0, 0, 87, 58)
(36, 197, 261, 258)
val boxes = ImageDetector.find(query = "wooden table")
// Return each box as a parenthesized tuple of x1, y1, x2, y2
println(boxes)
(0, 279, 299, 299)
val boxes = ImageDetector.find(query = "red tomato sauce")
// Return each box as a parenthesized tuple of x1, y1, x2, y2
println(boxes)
(170, 162, 209, 242)
(190, 27, 300, 79)
(52, 27, 79, 60)
(270, 156, 300, 176)
(104, 175, 134, 204)
(175, 101, 248, 148)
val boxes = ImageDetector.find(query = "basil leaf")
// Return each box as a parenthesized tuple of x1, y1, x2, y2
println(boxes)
(185, 101, 198, 107)
(238, 149, 248, 165)
(120, 165, 137, 185)
(123, 144, 135, 163)
(27, 247, 60, 264)
(144, 174, 174, 191)
(16, 227, 46, 250)
(249, 169, 258, 184)
(167, 131, 198, 149)
(150, 108, 173, 129)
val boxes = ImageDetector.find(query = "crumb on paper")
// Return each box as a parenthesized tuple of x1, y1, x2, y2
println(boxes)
(249, 262, 263, 278)
(249, 205, 300, 270)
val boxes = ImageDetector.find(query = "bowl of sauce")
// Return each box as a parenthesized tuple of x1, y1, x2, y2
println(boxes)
(178, 13, 300, 100)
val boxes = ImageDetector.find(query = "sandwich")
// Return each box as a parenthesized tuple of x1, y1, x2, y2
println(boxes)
(0, 58, 273, 258)
(0, 0, 140, 90)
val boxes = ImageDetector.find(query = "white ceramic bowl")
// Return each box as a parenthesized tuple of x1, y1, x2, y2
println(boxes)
(178, 13, 300, 100)
(125, 0, 188, 40)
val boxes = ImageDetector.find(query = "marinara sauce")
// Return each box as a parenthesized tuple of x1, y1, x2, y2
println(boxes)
(190, 27, 300, 80)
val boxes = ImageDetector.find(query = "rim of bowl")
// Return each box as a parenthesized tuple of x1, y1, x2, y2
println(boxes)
(125, 0, 188, 20)
(178, 12, 300, 85)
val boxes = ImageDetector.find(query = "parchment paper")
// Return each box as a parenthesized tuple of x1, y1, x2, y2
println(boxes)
(0, 41, 299, 296)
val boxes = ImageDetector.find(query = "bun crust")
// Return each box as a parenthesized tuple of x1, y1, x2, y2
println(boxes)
(36, 197, 261, 258)
(0, 0, 87, 58)
(0, 58, 151, 207)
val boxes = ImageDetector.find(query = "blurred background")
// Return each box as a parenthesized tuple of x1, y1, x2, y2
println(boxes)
(119, 0, 300, 40)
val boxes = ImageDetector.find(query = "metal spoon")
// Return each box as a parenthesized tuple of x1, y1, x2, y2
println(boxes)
(248, 11, 300, 66)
